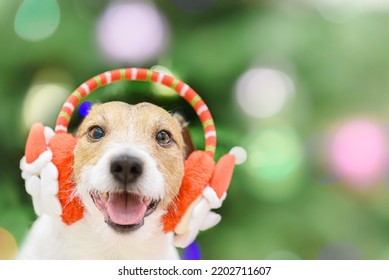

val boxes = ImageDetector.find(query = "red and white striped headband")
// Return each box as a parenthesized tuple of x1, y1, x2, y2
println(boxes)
(55, 68, 217, 158)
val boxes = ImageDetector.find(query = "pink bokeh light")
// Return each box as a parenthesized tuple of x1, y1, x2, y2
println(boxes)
(330, 119, 387, 187)
(96, 1, 170, 64)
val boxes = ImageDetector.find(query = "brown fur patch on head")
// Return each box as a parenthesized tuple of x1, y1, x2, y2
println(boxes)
(173, 113, 195, 158)
(73, 101, 186, 209)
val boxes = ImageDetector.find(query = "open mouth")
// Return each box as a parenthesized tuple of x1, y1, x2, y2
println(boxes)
(90, 190, 159, 233)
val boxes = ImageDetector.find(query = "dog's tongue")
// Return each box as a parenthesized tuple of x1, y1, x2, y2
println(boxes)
(106, 192, 147, 225)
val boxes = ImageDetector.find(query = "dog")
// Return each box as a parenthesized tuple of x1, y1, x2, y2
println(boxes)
(18, 101, 194, 259)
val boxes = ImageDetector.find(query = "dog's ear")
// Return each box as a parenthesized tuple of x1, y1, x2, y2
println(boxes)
(173, 113, 195, 159)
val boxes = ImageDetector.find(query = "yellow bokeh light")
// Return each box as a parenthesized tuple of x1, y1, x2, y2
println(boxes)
(0, 228, 18, 260)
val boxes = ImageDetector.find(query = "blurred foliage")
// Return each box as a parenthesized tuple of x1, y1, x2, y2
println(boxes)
(2, 0, 389, 259)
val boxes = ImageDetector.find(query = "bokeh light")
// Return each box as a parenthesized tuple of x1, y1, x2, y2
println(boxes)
(330, 119, 387, 188)
(5, 0, 389, 261)
(96, 1, 170, 64)
(22, 70, 72, 130)
(234, 68, 295, 119)
(14, 0, 60, 41)
(23, 83, 70, 129)
(246, 124, 303, 182)
(0, 227, 18, 260)
(244, 124, 303, 201)
(314, 0, 363, 24)
(317, 241, 362, 260)
(362, 0, 389, 10)
(22, 67, 73, 129)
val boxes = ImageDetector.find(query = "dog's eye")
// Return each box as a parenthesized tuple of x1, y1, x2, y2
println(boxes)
(156, 130, 172, 146)
(87, 126, 105, 141)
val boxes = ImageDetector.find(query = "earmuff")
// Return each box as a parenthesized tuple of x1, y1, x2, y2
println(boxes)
(24, 68, 237, 233)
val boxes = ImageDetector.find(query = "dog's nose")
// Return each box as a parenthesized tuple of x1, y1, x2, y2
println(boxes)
(110, 155, 144, 184)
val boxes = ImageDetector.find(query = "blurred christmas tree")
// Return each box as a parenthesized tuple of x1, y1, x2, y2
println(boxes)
(2, 0, 389, 259)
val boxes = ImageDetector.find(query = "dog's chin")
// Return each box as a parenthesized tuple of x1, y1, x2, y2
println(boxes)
(90, 190, 159, 234)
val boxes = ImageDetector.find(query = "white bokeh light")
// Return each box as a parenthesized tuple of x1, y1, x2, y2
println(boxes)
(97, 1, 170, 64)
(234, 68, 295, 119)
(23, 83, 70, 129)
(314, 0, 363, 24)
(362, 0, 389, 10)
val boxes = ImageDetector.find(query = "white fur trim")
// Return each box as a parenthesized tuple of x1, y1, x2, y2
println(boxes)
(190, 199, 210, 230)
(20, 147, 62, 219)
(41, 183, 62, 217)
(26, 176, 41, 197)
(220, 192, 227, 202)
(229, 146, 247, 165)
(199, 212, 221, 231)
(19, 151, 52, 175)
(40, 163, 59, 195)
(31, 195, 43, 216)
(55, 125, 67, 133)
(202, 185, 222, 209)
(21, 170, 32, 181)
(43, 126, 55, 145)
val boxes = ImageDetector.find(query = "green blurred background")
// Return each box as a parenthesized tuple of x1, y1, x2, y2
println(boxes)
(2, 0, 389, 260)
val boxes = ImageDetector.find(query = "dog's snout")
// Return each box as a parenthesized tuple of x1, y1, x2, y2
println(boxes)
(110, 155, 144, 184)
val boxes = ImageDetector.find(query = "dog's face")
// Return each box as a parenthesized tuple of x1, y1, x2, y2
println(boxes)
(73, 101, 186, 234)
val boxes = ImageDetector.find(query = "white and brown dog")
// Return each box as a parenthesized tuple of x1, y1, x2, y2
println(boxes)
(19, 101, 196, 259)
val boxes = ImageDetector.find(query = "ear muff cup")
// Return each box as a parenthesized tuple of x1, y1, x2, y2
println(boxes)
(48, 133, 83, 225)
(162, 151, 215, 232)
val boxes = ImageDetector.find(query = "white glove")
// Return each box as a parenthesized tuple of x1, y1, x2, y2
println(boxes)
(172, 146, 247, 248)
(173, 186, 227, 248)
(20, 127, 62, 218)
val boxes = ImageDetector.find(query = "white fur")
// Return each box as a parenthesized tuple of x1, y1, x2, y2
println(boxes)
(77, 144, 164, 201)
(19, 141, 179, 260)
(18, 212, 179, 259)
